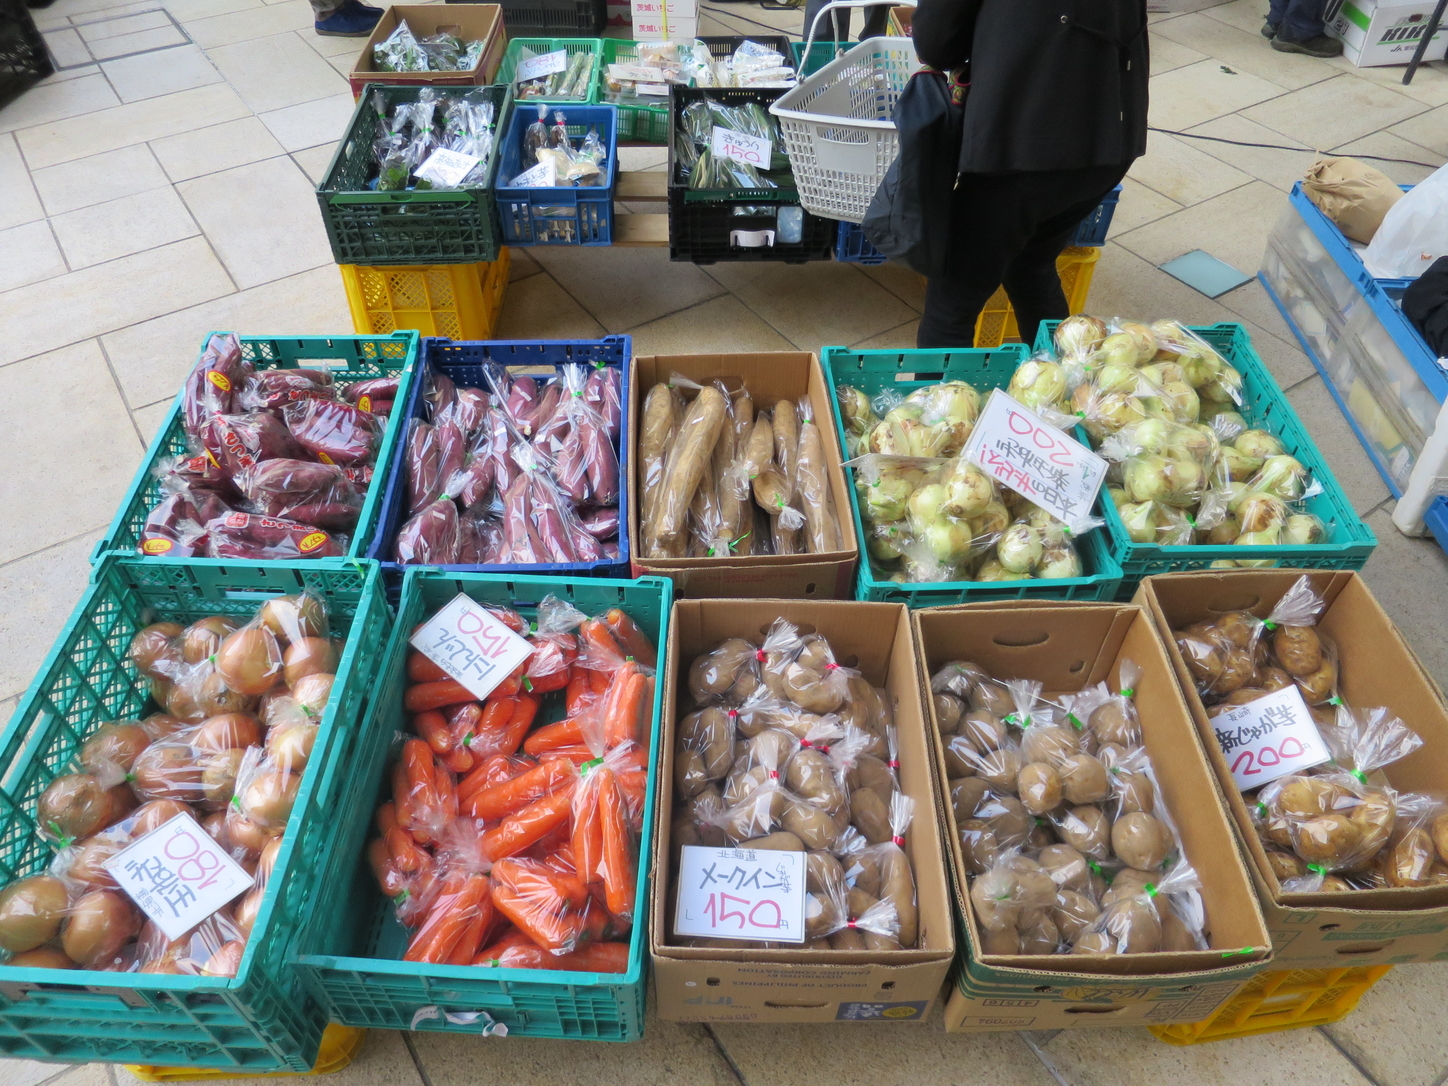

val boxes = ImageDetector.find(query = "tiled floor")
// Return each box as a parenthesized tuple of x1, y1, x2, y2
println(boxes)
(2, 0, 1448, 1080)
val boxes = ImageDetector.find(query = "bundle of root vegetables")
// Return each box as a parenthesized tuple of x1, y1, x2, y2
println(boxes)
(368, 598, 656, 970)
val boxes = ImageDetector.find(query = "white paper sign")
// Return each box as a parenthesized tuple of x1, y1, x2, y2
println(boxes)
(510, 159, 557, 188)
(410, 593, 534, 701)
(1209, 685, 1333, 791)
(608, 63, 667, 83)
(636, 83, 670, 96)
(414, 148, 482, 189)
(104, 813, 254, 941)
(963, 388, 1108, 530)
(674, 845, 806, 944)
(517, 48, 568, 83)
(711, 126, 772, 169)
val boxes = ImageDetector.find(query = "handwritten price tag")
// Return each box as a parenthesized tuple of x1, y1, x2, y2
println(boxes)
(710, 126, 772, 170)
(674, 845, 806, 943)
(410, 593, 534, 701)
(1210, 685, 1332, 791)
(414, 148, 482, 189)
(105, 813, 254, 941)
(517, 48, 567, 83)
(608, 62, 667, 83)
(963, 388, 1107, 530)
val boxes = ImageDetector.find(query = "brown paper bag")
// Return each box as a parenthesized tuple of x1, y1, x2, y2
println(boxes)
(1302, 156, 1403, 244)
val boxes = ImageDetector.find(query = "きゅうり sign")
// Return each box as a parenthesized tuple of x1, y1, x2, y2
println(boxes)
(711, 127, 772, 170)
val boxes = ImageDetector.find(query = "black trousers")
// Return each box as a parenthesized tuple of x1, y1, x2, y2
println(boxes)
(917, 164, 1130, 349)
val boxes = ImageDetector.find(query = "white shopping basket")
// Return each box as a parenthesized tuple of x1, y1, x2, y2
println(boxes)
(769, 0, 918, 224)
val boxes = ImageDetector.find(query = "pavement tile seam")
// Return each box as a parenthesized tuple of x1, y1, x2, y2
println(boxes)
(1315, 1025, 1386, 1086)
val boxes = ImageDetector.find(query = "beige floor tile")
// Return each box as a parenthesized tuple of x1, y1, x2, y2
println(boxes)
(0, 1054, 80, 1086)
(1200, 0, 1273, 35)
(1112, 180, 1287, 277)
(1326, 130, 1442, 185)
(509, 246, 541, 280)
(1387, 101, 1448, 157)
(86, 24, 188, 61)
(1153, 12, 1340, 90)
(1321, 962, 1448, 1086)
(627, 293, 796, 355)
(851, 318, 920, 348)
(493, 270, 607, 340)
(0, 72, 120, 135)
(303, 26, 363, 57)
(0, 220, 68, 291)
(33, 13, 76, 31)
(1181, 113, 1319, 190)
(117, 1028, 419, 1086)
(161, 0, 263, 21)
(75, 9, 171, 40)
(703, 261, 916, 351)
(30, 143, 170, 214)
(1129, 129, 1255, 207)
(1360, 508, 1448, 689)
(1150, 30, 1208, 75)
(1078, 242, 1240, 328)
(291, 141, 337, 183)
(1148, 59, 1286, 131)
(132, 396, 174, 445)
(34, 62, 102, 85)
(149, 115, 284, 181)
(102, 42, 222, 102)
(618, 144, 668, 172)
(101, 264, 349, 407)
(858, 260, 926, 313)
(0, 237, 233, 366)
(1329, 55, 1448, 108)
(1111, 177, 1183, 235)
(528, 244, 726, 331)
(0, 135, 46, 229)
(0, 340, 138, 567)
(43, 27, 94, 68)
(1041, 1023, 1372, 1086)
(42, 0, 155, 21)
(209, 29, 348, 112)
(17, 82, 250, 169)
(50, 184, 198, 267)
(182, 0, 314, 48)
(177, 155, 331, 287)
(1243, 74, 1431, 148)
(1287, 375, 1393, 516)
(325, 52, 353, 76)
(257, 91, 352, 151)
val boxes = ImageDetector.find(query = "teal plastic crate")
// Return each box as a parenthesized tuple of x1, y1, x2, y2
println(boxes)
(822, 345, 1126, 606)
(292, 569, 672, 1041)
(93, 331, 420, 565)
(1035, 321, 1378, 596)
(0, 556, 392, 1070)
(495, 37, 603, 105)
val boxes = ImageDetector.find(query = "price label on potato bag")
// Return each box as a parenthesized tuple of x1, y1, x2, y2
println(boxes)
(1210, 685, 1332, 791)
(410, 593, 534, 701)
(105, 813, 254, 941)
(711, 126, 772, 169)
(674, 845, 806, 943)
(517, 48, 568, 83)
(963, 388, 1107, 530)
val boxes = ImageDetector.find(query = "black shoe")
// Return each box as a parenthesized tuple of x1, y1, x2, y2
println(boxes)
(1261, 19, 1277, 38)
(1271, 33, 1343, 56)
(314, 0, 381, 34)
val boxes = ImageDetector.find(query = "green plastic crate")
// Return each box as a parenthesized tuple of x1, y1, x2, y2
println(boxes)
(495, 38, 602, 105)
(93, 331, 420, 564)
(599, 40, 672, 143)
(1034, 321, 1378, 596)
(317, 84, 508, 266)
(293, 569, 672, 1041)
(822, 345, 1126, 607)
(0, 556, 392, 1070)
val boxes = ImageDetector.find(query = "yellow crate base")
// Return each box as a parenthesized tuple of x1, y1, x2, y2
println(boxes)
(1149, 966, 1391, 1046)
(124, 1025, 366, 1081)
(340, 250, 511, 339)
(973, 245, 1101, 348)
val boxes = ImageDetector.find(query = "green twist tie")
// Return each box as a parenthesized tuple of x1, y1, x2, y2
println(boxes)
(1185, 514, 1196, 528)
(125, 773, 136, 783)
(1307, 863, 1328, 875)
(1221, 946, 1253, 958)
(1075, 410, 1086, 418)
(1263, 620, 1279, 631)
(1328, 696, 1343, 706)
(593, 359, 606, 369)
(1144, 883, 1159, 898)
(1066, 712, 1084, 732)
(580, 757, 604, 775)
(230, 796, 242, 810)
(522, 676, 534, 692)
(1087, 860, 1104, 877)
(1255, 801, 1268, 817)
(1350, 768, 1368, 784)
(394, 889, 410, 904)
(1119, 687, 1134, 698)
(349, 557, 368, 580)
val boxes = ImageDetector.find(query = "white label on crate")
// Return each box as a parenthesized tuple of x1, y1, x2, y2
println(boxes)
(711, 126, 772, 169)
(510, 159, 557, 188)
(104, 813, 254, 941)
(608, 62, 668, 83)
(637, 83, 670, 96)
(517, 49, 568, 83)
(674, 845, 806, 943)
(1210, 685, 1333, 791)
(963, 388, 1108, 532)
(413, 148, 482, 189)
(410, 593, 535, 701)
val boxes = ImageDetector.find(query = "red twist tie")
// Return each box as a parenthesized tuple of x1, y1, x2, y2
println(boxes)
(727, 709, 739, 720)
(887, 759, 900, 769)
(892, 835, 905, 847)
(825, 663, 839, 671)
(769, 770, 779, 779)
(847, 918, 858, 929)
(756, 649, 767, 662)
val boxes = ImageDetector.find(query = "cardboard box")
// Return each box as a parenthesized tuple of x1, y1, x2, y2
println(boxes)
(650, 599, 955, 1022)
(1326, 0, 1448, 66)
(912, 601, 1272, 1033)
(627, 354, 859, 599)
(348, 5, 505, 98)
(1137, 570, 1448, 968)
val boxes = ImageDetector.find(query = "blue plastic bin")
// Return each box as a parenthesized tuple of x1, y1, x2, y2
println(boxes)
(495, 103, 618, 245)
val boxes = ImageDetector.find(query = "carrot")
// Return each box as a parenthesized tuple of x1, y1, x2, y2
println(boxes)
(565, 669, 591, 717)
(603, 667, 647, 749)
(521, 715, 587, 755)
(443, 747, 474, 775)
(375, 802, 398, 836)
(402, 740, 445, 845)
(448, 702, 483, 749)
(560, 941, 630, 973)
(482, 785, 576, 860)
(494, 858, 589, 910)
(578, 619, 624, 670)
(405, 873, 490, 963)
(604, 609, 656, 667)
(598, 771, 635, 919)
(396, 864, 442, 928)
(405, 679, 476, 713)
(434, 761, 458, 823)
(473, 926, 531, 966)
(444, 880, 495, 966)
(408, 652, 450, 682)
(571, 771, 604, 887)
(589, 668, 610, 698)
(386, 826, 428, 874)
(458, 752, 531, 804)
(414, 709, 453, 755)
(538, 746, 598, 765)
(492, 669, 524, 699)
(367, 837, 406, 897)
(490, 943, 556, 970)
(490, 881, 584, 953)
(495, 693, 540, 755)
(464, 758, 576, 821)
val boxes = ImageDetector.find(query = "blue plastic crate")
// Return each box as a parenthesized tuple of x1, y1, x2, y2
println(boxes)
(1427, 496, 1448, 555)
(495, 103, 618, 245)
(366, 335, 632, 593)
(835, 220, 887, 265)
(1072, 184, 1121, 246)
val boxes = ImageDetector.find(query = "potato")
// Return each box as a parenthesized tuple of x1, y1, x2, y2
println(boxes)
(981, 925, 1022, 955)
(291, 673, 335, 715)
(1018, 908, 1060, 955)
(127, 623, 183, 680)
(674, 748, 709, 800)
(970, 868, 1021, 932)
(1385, 828, 1436, 888)
(1018, 763, 1062, 816)
(1037, 844, 1091, 892)
(182, 616, 238, 665)
(1214, 649, 1254, 695)
(975, 748, 1022, 793)
(848, 755, 896, 805)
(1176, 631, 1225, 688)
(62, 890, 140, 968)
(80, 721, 151, 774)
(283, 637, 337, 687)
(132, 744, 206, 803)
(266, 721, 318, 773)
(1072, 930, 1116, 954)
(131, 799, 193, 836)
(38, 774, 112, 842)
(1059, 753, 1109, 805)
(829, 928, 867, 950)
(785, 749, 846, 819)
(1273, 625, 1322, 677)
(970, 682, 1013, 717)
(1349, 793, 1395, 861)
(782, 665, 846, 716)
(239, 768, 301, 828)
(193, 713, 262, 752)
(1089, 701, 1139, 747)
(7, 947, 77, 969)
(878, 846, 917, 946)
(933, 693, 964, 735)
(1112, 811, 1171, 871)
(1265, 850, 1306, 881)
(216, 627, 283, 697)
(1294, 813, 1361, 866)
(1020, 724, 1078, 768)
(979, 795, 1033, 850)
(1057, 805, 1110, 858)
(1214, 611, 1257, 649)
(1160, 908, 1198, 952)
(257, 594, 327, 644)
(1113, 769, 1155, 816)
(1102, 867, 1155, 906)
(1432, 812, 1448, 864)
(942, 737, 977, 779)
(1258, 667, 1293, 693)
(1274, 776, 1347, 819)
(1052, 889, 1100, 944)
(958, 819, 1000, 875)
(951, 778, 989, 826)
(1007, 856, 1059, 909)
(1100, 897, 1161, 953)
(689, 640, 756, 704)
(0, 876, 70, 952)
(1294, 658, 1338, 705)
(851, 788, 893, 844)
(959, 711, 1007, 753)
(782, 800, 839, 851)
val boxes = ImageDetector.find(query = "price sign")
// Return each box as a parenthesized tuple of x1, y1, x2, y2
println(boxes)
(636, 83, 670, 96)
(710, 126, 772, 169)
(105, 813, 254, 940)
(674, 845, 806, 943)
(1210, 685, 1333, 790)
(414, 148, 482, 189)
(517, 48, 567, 82)
(410, 593, 534, 701)
(510, 159, 557, 188)
(963, 388, 1108, 530)
(608, 62, 667, 83)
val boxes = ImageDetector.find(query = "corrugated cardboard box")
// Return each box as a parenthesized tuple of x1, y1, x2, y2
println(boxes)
(348, 5, 505, 98)
(912, 601, 1272, 1032)
(1137, 570, 1448, 968)
(1326, 0, 1448, 66)
(650, 599, 955, 1023)
(627, 354, 859, 599)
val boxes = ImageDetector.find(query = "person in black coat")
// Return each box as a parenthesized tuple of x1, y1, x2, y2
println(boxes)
(910, 0, 1149, 348)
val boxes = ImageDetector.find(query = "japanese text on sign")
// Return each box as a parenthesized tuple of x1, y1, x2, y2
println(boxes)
(1210, 685, 1332, 790)
(517, 49, 568, 83)
(675, 845, 806, 943)
(710, 126, 772, 170)
(963, 388, 1107, 529)
(104, 813, 254, 940)
(414, 148, 481, 189)
(410, 593, 535, 701)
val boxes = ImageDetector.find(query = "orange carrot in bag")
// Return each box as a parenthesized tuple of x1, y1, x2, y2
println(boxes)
(597, 771, 635, 919)
(538, 746, 597, 765)
(406, 679, 476, 713)
(408, 652, 449, 682)
(603, 667, 646, 748)
(414, 709, 453, 754)
(571, 771, 605, 887)
(387, 826, 428, 874)
(458, 752, 531, 804)
(578, 619, 625, 671)
(604, 609, 655, 667)
(495, 693, 540, 755)
(376, 802, 399, 835)
(464, 758, 576, 821)
(521, 715, 587, 755)
(482, 785, 576, 860)
(560, 941, 630, 973)
(405, 873, 490, 963)
(490, 880, 584, 953)
(473, 926, 531, 965)
(444, 881, 495, 966)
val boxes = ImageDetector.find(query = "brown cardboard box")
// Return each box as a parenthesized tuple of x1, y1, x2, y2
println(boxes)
(348, 5, 505, 97)
(627, 354, 859, 599)
(912, 601, 1272, 1032)
(650, 599, 954, 1023)
(1137, 570, 1448, 968)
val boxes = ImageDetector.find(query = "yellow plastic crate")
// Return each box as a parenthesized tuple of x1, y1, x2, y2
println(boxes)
(340, 249, 511, 339)
(973, 245, 1100, 348)
(1149, 966, 1391, 1045)
(125, 1026, 366, 1081)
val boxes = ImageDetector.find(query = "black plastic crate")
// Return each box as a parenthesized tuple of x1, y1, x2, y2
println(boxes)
(468, 0, 605, 35)
(667, 189, 835, 264)
(0, 0, 52, 111)
(668, 85, 798, 202)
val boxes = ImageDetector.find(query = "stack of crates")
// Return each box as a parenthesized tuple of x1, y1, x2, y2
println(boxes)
(1150, 967, 1392, 1044)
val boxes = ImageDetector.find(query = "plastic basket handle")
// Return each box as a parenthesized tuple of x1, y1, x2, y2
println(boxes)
(805, 124, 895, 176)
(803, 0, 916, 64)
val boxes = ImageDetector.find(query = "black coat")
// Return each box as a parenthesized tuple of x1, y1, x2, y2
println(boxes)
(911, 0, 1149, 173)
